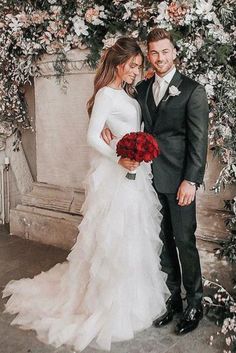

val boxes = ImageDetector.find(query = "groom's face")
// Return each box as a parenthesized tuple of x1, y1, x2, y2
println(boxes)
(147, 39, 176, 77)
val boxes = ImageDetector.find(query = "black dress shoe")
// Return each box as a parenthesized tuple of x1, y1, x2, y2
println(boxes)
(175, 304, 203, 335)
(153, 296, 183, 327)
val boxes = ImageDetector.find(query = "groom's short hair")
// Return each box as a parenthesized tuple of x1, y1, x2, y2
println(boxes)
(147, 28, 175, 48)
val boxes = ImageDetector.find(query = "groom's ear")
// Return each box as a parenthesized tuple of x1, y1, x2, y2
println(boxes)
(173, 48, 177, 61)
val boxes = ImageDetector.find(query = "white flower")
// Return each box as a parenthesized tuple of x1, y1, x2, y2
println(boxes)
(8, 18, 22, 32)
(205, 84, 214, 97)
(47, 20, 58, 33)
(33, 43, 41, 50)
(85, 6, 105, 26)
(103, 37, 119, 49)
(16, 13, 29, 27)
(163, 85, 181, 102)
(71, 34, 88, 49)
(63, 43, 71, 52)
(123, 1, 137, 20)
(183, 13, 195, 25)
(72, 16, 88, 37)
(39, 31, 52, 45)
(211, 12, 220, 25)
(198, 74, 208, 85)
(207, 23, 230, 44)
(169, 85, 181, 96)
(131, 30, 139, 38)
(207, 70, 217, 82)
(47, 0, 57, 4)
(195, 0, 213, 16)
(218, 124, 232, 139)
(50, 6, 62, 15)
(195, 35, 204, 49)
(92, 18, 104, 26)
(98, 6, 107, 19)
(154, 1, 169, 22)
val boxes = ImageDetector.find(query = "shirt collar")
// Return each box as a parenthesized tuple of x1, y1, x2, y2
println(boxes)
(154, 66, 176, 85)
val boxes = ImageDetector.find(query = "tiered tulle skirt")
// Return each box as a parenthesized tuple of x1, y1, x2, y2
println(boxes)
(3, 152, 170, 351)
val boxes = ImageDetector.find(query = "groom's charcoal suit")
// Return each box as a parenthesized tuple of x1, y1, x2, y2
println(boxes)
(136, 70, 209, 307)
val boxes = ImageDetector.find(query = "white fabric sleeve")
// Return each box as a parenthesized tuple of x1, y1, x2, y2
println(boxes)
(87, 89, 120, 163)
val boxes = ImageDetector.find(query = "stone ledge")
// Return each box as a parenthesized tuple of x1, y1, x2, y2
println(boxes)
(22, 182, 85, 215)
(196, 207, 230, 241)
(10, 205, 82, 250)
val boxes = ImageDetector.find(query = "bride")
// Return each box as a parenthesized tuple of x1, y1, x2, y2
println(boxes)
(3, 37, 170, 352)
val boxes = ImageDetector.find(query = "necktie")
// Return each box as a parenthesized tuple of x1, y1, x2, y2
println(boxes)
(153, 78, 166, 106)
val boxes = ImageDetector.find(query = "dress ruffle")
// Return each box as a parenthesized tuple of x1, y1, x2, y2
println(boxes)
(3, 151, 170, 352)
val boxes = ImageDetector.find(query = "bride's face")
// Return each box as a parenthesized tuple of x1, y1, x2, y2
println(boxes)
(116, 54, 142, 85)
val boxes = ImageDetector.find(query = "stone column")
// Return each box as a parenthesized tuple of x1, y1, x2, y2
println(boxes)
(35, 49, 93, 188)
(10, 49, 94, 249)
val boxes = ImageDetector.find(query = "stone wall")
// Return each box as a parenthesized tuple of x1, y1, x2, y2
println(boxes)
(196, 151, 235, 241)
(35, 55, 92, 189)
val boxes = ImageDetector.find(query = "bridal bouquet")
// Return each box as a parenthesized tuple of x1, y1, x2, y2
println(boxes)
(116, 132, 160, 180)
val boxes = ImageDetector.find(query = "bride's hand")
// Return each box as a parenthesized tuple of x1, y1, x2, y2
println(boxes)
(101, 128, 116, 145)
(118, 158, 140, 171)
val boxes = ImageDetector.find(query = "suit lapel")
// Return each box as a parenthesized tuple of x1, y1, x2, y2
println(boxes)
(143, 75, 155, 131)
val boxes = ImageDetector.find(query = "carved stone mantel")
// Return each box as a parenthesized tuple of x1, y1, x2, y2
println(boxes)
(37, 49, 91, 76)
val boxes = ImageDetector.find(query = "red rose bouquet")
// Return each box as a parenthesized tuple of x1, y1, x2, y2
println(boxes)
(116, 132, 160, 180)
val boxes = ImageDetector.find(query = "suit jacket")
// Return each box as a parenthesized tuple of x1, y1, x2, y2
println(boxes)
(135, 70, 209, 194)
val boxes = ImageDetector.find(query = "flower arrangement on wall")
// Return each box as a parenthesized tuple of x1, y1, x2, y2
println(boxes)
(0, 0, 235, 187)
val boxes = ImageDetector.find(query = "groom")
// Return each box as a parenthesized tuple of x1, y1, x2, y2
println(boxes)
(103, 28, 209, 335)
(136, 27, 209, 335)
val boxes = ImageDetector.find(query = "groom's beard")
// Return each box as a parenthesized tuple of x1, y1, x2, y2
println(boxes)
(153, 63, 175, 76)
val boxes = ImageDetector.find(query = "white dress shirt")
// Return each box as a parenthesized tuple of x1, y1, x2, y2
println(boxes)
(152, 67, 176, 106)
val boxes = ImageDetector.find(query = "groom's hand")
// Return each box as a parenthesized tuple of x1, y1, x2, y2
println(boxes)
(101, 128, 116, 145)
(176, 180, 196, 207)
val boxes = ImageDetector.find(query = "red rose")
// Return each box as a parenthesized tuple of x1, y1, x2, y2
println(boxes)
(116, 132, 160, 163)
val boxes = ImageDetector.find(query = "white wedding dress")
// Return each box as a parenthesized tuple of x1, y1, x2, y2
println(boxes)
(3, 87, 170, 351)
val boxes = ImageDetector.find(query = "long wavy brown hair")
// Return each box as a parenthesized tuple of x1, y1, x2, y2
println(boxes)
(87, 37, 144, 117)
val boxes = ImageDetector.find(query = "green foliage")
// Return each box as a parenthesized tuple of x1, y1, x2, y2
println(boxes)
(216, 199, 236, 262)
